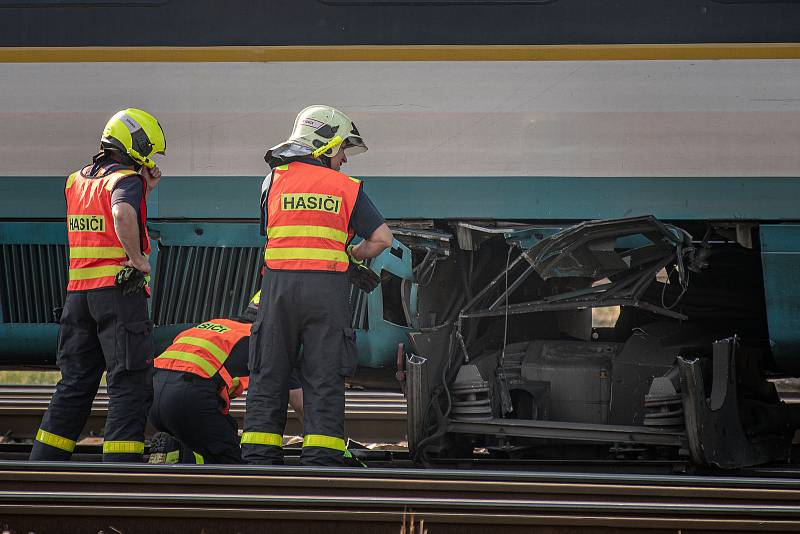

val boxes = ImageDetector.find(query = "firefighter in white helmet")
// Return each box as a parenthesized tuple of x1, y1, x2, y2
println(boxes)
(242, 105, 393, 466)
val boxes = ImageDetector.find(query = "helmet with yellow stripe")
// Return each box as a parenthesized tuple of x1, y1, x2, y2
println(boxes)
(265, 105, 367, 164)
(101, 108, 166, 169)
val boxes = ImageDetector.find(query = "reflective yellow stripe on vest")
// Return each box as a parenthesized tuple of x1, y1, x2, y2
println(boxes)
(302, 434, 346, 452)
(174, 336, 229, 365)
(264, 248, 348, 263)
(103, 440, 145, 455)
(65, 171, 79, 189)
(69, 246, 126, 259)
(240, 432, 283, 447)
(267, 225, 348, 244)
(35, 428, 76, 452)
(68, 265, 124, 281)
(157, 350, 219, 377)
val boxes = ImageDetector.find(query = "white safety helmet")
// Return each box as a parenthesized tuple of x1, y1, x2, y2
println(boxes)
(265, 105, 367, 163)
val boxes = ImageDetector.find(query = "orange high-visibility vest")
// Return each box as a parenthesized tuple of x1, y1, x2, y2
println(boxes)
(154, 318, 252, 388)
(64, 166, 151, 291)
(264, 161, 361, 272)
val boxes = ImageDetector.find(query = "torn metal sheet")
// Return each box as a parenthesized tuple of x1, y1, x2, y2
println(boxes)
(453, 221, 563, 251)
(459, 216, 693, 323)
(390, 225, 452, 256)
(524, 215, 690, 280)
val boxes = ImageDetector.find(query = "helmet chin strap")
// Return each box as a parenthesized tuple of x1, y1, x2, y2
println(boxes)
(127, 147, 155, 169)
(311, 135, 343, 158)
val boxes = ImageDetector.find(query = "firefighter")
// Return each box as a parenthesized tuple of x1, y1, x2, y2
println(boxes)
(243, 105, 393, 466)
(30, 108, 165, 462)
(148, 315, 304, 464)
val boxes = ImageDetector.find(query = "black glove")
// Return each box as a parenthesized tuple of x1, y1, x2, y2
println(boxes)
(115, 266, 147, 296)
(348, 263, 380, 293)
(348, 261, 380, 293)
(347, 245, 380, 293)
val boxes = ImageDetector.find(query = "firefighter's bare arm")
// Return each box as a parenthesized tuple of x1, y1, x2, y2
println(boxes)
(112, 203, 150, 274)
(141, 165, 161, 197)
(348, 223, 393, 261)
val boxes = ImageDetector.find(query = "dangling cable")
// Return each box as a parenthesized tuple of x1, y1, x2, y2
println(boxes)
(499, 244, 513, 368)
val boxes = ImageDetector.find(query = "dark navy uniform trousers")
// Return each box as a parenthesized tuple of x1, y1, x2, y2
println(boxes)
(30, 287, 154, 462)
(243, 269, 358, 466)
(149, 369, 243, 464)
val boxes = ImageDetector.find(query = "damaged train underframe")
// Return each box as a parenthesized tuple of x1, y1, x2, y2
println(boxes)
(387, 215, 800, 469)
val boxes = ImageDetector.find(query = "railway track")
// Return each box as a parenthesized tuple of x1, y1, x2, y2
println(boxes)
(1, 386, 796, 447)
(0, 386, 407, 444)
(2, 388, 800, 532)
(1, 461, 799, 533)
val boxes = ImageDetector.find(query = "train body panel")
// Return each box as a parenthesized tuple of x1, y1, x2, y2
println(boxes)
(1, 61, 799, 179)
(2, 176, 799, 374)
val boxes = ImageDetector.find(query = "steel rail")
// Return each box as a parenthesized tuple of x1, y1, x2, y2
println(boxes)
(2, 506, 799, 534)
(8, 460, 800, 486)
(2, 491, 800, 515)
(1, 462, 799, 532)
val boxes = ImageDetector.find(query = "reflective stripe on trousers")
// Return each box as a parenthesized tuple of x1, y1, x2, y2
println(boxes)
(35, 428, 76, 452)
(302, 434, 346, 452)
(103, 440, 145, 455)
(240, 431, 283, 447)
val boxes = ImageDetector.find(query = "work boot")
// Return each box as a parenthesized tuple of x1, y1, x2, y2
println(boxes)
(148, 432, 180, 464)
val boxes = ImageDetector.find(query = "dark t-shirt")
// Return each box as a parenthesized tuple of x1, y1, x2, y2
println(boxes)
(111, 176, 143, 216)
(351, 188, 385, 240)
(259, 157, 385, 240)
(86, 160, 143, 218)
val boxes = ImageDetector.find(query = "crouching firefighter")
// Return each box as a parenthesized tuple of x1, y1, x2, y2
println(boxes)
(30, 108, 165, 462)
(148, 316, 304, 464)
(243, 105, 393, 466)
